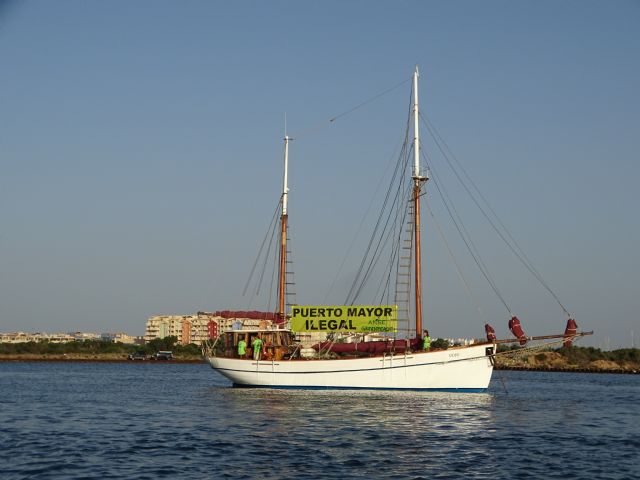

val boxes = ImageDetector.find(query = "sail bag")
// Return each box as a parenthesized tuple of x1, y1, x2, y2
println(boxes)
(563, 318, 578, 347)
(508, 316, 527, 346)
(485, 323, 497, 342)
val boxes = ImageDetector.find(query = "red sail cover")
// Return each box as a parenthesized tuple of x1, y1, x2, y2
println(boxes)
(485, 323, 497, 342)
(312, 338, 421, 354)
(508, 316, 527, 346)
(198, 310, 287, 325)
(563, 318, 578, 347)
(201, 311, 279, 321)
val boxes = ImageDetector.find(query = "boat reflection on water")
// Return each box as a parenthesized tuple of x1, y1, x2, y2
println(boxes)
(211, 385, 496, 472)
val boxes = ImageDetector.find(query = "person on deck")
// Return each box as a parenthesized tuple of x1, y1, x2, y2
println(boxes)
(422, 330, 431, 351)
(237, 338, 247, 358)
(252, 335, 263, 361)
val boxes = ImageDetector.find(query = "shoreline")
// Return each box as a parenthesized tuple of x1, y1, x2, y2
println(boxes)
(1, 355, 637, 374)
(0, 355, 204, 364)
(495, 365, 638, 375)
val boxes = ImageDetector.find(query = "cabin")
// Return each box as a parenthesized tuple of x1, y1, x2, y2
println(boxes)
(222, 329, 296, 360)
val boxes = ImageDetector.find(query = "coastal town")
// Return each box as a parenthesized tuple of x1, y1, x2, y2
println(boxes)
(0, 312, 259, 346)
(1, 311, 638, 374)
(0, 310, 480, 348)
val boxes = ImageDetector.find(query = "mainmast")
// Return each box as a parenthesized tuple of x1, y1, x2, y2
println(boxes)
(278, 135, 291, 322)
(412, 66, 428, 338)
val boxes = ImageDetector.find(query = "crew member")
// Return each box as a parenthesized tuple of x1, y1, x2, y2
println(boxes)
(252, 335, 263, 361)
(422, 330, 431, 351)
(237, 337, 247, 358)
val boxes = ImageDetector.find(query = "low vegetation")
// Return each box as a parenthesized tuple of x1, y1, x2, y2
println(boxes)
(0, 336, 201, 359)
(496, 345, 640, 371)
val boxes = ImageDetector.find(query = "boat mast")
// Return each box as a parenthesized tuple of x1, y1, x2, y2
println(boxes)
(278, 135, 291, 322)
(412, 66, 428, 338)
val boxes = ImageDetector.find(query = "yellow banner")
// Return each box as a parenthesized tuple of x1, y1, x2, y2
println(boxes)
(290, 305, 398, 333)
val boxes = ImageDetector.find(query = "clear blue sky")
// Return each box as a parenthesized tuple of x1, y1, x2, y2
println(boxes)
(1, 0, 638, 349)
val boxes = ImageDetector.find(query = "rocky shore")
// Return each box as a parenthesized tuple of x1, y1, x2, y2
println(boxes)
(494, 351, 639, 374)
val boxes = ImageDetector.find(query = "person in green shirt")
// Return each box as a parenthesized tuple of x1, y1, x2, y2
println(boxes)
(237, 338, 247, 358)
(252, 335, 263, 361)
(422, 330, 431, 351)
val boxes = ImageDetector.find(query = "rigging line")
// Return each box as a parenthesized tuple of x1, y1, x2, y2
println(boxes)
(375, 185, 412, 303)
(292, 77, 412, 139)
(426, 201, 486, 324)
(378, 211, 400, 303)
(348, 173, 402, 303)
(255, 200, 281, 296)
(353, 158, 412, 302)
(427, 155, 512, 315)
(379, 189, 408, 302)
(378, 168, 411, 300)
(389, 195, 410, 291)
(423, 114, 532, 258)
(347, 169, 401, 304)
(379, 174, 413, 302)
(346, 92, 414, 303)
(323, 134, 406, 304)
(349, 144, 412, 304)
(427, 152, 509, 313)
(242, 198, 282, 296)
(422, 115, 552, 297)
(378, 186, 413, 305)
(329, 77, 411, 123)
(267, 224, 280, 313)
(363, 142, 410, 295)
(422, 114, 571, 317)
(345, 119, 412, 304)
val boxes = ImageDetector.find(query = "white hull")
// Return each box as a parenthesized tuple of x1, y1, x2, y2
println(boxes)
(206, 343, 495, 392)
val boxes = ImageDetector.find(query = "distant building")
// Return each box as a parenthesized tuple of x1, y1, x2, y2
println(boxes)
(144, 311, 278, 345)
(70, 332, 101, 341)
(191, 314, 215, 343)
(181, 318, 192, 345)
(101, 332, 138, 344)
(0, 331, 106, 343)
(144, 315, 183, 343)
(144, 314, 216, 345)
(196, 311, 273, 332)
(0, 332, 41, 343)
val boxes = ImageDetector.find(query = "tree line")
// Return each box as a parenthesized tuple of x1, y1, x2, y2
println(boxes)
(0, 336, 201, 357)
(497, 344, 639, 365)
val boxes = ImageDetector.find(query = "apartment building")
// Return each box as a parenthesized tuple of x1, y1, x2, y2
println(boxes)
(144, 314, 219, 345)
(144, 312, 276, 345)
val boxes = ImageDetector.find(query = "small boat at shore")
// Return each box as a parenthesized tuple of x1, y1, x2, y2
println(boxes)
(203, 66, 590, 391)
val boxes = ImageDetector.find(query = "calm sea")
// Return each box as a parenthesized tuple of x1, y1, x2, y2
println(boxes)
(0, 362, 637, 479)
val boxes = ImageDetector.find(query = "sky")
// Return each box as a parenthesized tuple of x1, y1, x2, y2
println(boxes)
(1, 0, 638, 348)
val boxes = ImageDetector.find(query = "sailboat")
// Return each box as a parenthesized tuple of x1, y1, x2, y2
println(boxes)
(204, 67, 495, 391)
(203, 66, 588, 391)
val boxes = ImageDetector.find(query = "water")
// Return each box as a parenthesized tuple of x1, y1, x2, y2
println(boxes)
(0, 362, 638, 479)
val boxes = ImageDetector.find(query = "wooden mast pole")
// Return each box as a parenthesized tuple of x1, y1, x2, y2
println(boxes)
(412, 66, 428, 339)
(278, 135, 291, 322)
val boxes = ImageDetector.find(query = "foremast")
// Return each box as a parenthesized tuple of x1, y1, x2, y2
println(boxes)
(412, 66, 428, 339)
(278, 135, 291, 323)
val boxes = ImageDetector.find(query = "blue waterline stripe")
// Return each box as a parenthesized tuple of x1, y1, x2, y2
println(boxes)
(232, 383, 487, 392)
